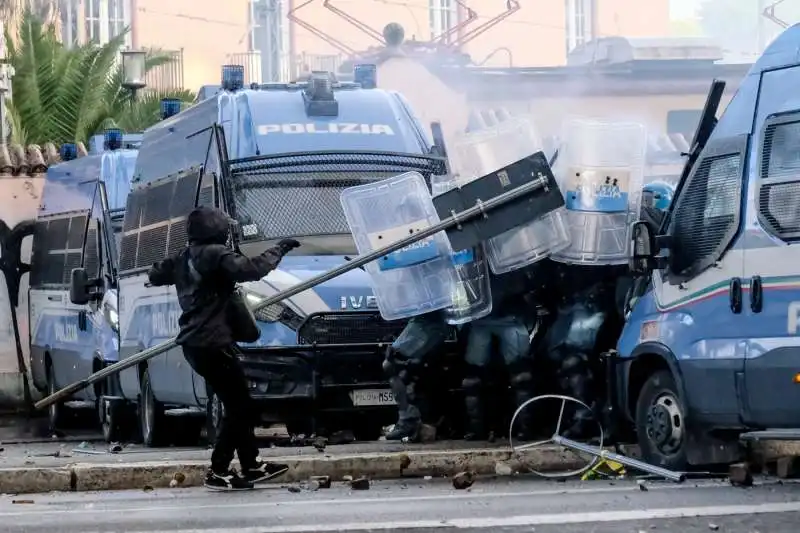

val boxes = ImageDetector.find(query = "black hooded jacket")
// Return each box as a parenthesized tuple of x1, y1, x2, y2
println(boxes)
(147, 207, 285, 347)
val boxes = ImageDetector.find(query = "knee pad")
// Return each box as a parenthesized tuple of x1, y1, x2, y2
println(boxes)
(559, 353, 588, 375)
(462, 376, 482, 392)
(510, 371, 533, 387)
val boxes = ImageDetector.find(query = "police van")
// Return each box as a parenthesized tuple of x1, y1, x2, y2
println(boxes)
(68, 66, 461, 446)
(617, 24, 800, 469)
(28, 134, 136, 441)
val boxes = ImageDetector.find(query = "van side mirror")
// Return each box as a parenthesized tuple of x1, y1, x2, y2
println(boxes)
(69, 268, 91, 305)
(629, 221, 655, 274)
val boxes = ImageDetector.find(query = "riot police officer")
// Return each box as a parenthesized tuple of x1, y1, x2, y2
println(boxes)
(461, 269, 537, 441)
(383, 310, 450, 441)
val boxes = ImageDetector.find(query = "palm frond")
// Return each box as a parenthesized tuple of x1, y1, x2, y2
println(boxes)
(6, 10, 195, 145)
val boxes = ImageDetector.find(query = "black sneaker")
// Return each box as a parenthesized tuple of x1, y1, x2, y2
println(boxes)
(204, 469, 254, 491)
(242, 460, 289, 484)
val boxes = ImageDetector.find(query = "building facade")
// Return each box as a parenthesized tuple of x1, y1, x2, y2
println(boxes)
(54, 0, 671, 90)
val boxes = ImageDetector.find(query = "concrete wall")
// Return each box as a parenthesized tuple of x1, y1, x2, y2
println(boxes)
(0, 176, 44, 406)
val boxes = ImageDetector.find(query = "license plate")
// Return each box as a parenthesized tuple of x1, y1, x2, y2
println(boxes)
(350, 389, 396, 406)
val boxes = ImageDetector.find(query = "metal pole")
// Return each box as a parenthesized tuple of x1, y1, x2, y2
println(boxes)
(34, 174, 550, 410)
(552, 435, 686, 483)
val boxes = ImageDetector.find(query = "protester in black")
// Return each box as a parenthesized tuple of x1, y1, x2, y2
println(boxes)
(148, 206, 300, 490)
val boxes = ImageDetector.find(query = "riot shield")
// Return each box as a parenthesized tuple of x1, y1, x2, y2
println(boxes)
(451, 115, 571, 274)
(431, 176, 492, 325)
(552, 118, 647, 265)
(340, 171, 459, 321)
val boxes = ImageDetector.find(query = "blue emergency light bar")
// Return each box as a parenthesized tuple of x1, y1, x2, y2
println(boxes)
(160, 98, 181, 119)
(60, 143, 78, 161)
(104, 128, 123, 150)
(221, 65, 245, 91)
(353, 64, 377, 89)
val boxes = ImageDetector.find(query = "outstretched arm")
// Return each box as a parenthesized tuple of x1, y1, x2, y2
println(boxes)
(200, 239, 301, 283)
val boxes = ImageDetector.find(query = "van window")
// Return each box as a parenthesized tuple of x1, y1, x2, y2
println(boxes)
(118, 167, 202, 273)
(30, 214, 89, 287)
(671, 151, 742, 277)
(757, 115, 800, 241)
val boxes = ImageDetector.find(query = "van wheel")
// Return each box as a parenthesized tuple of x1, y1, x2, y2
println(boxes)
(100, 399, 124, 443)
(635, 370, 688, 470)
(46, 365, 68, 431)
(205, 389, 225, 445)
(139, 369, 169, 447)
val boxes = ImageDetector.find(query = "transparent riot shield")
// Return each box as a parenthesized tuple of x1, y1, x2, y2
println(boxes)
(551, 118, 646, 265)
(340, 171, 459, 321)
(431, 176, 492, 325)
(451, 115, 571, 274)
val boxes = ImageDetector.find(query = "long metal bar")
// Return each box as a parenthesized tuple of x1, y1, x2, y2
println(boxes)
(34, 175, 549, 411)
(552, 435, 685, 483)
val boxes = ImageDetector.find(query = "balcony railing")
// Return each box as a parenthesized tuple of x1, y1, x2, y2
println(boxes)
(145, 49, 185, 91)
(225, 51, 346, 84)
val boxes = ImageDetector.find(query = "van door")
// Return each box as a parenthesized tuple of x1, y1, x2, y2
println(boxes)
(29, 211, 94, 399)
(742, 65, 800, 428)
(653, 134, 749, 427)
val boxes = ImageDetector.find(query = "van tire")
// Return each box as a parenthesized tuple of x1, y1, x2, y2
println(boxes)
(46, 364, 67, 431)
(635, 370, 688, 470)
(100, 399, 124, 443)
(139, 369, 169, 447)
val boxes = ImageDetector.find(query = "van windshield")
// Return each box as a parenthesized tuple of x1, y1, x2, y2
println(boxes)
(226, 152, 446, 255)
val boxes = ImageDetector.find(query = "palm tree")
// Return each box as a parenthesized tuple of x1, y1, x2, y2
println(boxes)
(4, 7, 194, 146)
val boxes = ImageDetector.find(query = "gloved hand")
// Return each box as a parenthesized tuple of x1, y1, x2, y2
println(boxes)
(277, 238, 301, 255)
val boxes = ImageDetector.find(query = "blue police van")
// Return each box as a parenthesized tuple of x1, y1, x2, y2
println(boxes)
(617, 24, 800, 469)
(28, 136, 136, 441)
(67, 66, 460, 446)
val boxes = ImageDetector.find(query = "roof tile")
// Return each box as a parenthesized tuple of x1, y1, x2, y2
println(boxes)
(0, 142, 88, 178)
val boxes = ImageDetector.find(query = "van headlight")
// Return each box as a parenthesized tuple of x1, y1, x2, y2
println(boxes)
(242, 290, 290, 323)
(104, 303, 119, 332)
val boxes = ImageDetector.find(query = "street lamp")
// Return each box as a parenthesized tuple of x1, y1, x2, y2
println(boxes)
(120, 49, 147, 100)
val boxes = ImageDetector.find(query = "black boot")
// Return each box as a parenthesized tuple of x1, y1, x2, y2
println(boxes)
(509, 369, 535, 441)
(462, 372, 486, 441)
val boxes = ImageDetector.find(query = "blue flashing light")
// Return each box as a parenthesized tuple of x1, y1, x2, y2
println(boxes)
(221, 65, 245, 91)
(160, 98, 181, 119)
(353, 64, 377, 89)
(59, 143, 77, 161)
(104, 128, 123, 150)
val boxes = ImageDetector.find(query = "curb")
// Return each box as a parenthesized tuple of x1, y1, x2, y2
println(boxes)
(0, 444, 640, 494)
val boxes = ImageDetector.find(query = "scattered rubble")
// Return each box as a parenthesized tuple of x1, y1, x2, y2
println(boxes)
(310, 476, 331, 489)
(452, 471, 475, 490)
(349, 477, 370, 490)
(494, 461, 513, 476)
(729, 462, 753, 487)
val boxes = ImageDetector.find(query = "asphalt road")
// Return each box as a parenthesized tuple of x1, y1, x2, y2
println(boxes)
(1, 476, 799, 532)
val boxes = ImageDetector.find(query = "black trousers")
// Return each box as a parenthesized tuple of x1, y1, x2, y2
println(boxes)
(182, 344, 259, 473)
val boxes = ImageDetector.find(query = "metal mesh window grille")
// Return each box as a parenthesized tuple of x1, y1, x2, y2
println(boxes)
(118, 168, 202, 273)
(30, 213, 90, 287)
(226, 152, 446, 242)
(83, 221, 101, 278)
(759, 119, 800, 241)
(670, 153, 741, 276)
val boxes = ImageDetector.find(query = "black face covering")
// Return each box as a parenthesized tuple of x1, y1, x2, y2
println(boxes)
(186, 206, 230, 245)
